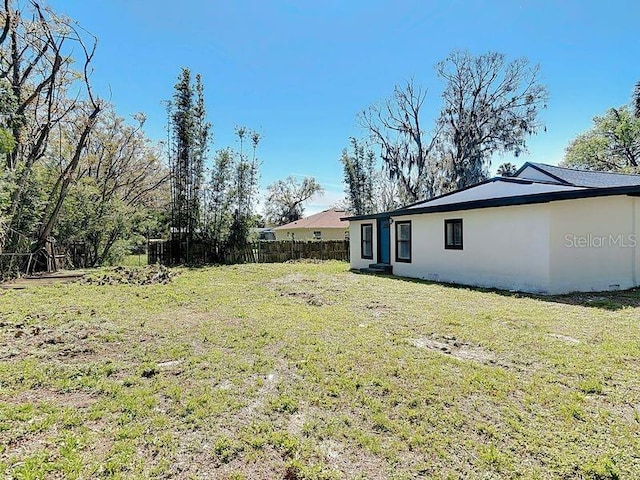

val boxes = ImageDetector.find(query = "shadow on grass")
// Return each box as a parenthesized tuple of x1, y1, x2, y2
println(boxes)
(352, 270, 640, 311)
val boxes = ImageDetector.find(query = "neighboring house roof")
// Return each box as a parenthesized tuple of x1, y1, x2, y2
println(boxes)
(345, 162, 640, 221)
(274, 208, 348, 230)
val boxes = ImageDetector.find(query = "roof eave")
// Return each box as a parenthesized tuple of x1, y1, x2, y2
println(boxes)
(389, 185, 640, 217)
(341, 212, 394, 222)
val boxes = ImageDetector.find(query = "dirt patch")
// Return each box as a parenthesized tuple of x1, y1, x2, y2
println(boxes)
(287, 411, 306, 436)
(618, 401, 640, 425)
(410, 336, 496, 364)
(187, 446, 289, 480)
(3, 388, 98, 408)
(365, 300, 393, 318)
(547, 333, 580, 344)
(270, 272, 358, 308)
(214, 379, 234, 391)
(78, 265, 176, 286)
(271, 273, 318, 286)
(158, 359, 184, 369)
(317, 439, 389, 479)
(284, 259, 328, 264)
(271, 274, 328, 306)
(238, 370, 280, 419)
(1, 270, 87, 289)
(2, 430, 50, 463)
(280, 291, 326, 306)
(1, 320, 101, 361)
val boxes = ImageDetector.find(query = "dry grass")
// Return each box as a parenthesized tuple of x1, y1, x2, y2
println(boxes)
(1, 261, 639, 479)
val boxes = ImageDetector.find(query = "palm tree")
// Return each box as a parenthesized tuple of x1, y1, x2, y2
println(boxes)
(497, 162, 517, 177)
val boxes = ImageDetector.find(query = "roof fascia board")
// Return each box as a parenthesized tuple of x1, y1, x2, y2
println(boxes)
(341, 212, 393, 221)
(387, 185, 640, 217)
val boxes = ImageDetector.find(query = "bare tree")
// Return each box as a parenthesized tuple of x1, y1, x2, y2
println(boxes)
(372, 170, 402, 212)
(54, 109, 168, 265)
(264, 176, 323, 226)
(437, 51, 548, 191)
(36, 101, 101, 248)
(0, 0, 102, 256)
(359, 79, 441, 203)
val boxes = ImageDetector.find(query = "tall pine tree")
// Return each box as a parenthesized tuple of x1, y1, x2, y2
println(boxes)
(169, 68, 210, 263)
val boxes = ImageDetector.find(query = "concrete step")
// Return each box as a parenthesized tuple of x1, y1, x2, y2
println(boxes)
(369, 263, 392, 272)
(361, 263, 393, 275)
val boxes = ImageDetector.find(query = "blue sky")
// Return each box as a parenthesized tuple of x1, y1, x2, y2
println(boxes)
(48, 0, 640, 213)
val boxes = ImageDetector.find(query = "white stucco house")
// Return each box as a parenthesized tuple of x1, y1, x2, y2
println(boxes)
(344, 162, 640, 294)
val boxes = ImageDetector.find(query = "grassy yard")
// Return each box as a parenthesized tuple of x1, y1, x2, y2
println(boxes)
(1, 262, 639, 479)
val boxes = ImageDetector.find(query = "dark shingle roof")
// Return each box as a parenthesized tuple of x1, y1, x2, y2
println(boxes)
(344, 162, 640, 221)
(518, 162, 640, 188)
(406, 177, 586, 210)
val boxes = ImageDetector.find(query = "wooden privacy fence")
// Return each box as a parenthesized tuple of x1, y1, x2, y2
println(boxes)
(148, 239, 350, 265)
(251, 240, 350, 263)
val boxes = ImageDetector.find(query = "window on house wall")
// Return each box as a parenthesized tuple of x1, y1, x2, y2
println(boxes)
(361, 224, 373, 259)
(313, 231, 322, 240)
(395, 221, 411, 262)
(445, 219, 463, 250)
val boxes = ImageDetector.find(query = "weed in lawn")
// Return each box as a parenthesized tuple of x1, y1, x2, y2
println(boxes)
(579, 377, 605, 395)
(213, 435, 244, 464)
(582, 455, 621, 479)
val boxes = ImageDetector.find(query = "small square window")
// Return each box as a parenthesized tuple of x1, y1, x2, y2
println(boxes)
(395, 221, 411, 262)
(445, 219, 463, 250)
(313, 231, 322, 240)
(361, 224, 373, 259)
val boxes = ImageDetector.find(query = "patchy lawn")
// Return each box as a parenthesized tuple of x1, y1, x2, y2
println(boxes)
(1, 261, 639, 479)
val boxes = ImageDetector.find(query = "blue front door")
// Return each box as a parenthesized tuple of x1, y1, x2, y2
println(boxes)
(378, 218, 391, 264)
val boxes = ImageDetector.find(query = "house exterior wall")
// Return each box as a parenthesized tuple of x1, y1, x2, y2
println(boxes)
(636, 197, 640, 289)
(274, 227, 347, 241)
(348, 195, 640, 294)
(548, 196, 640, 293)
(389, 204, 552, 293)
(348, 220, 377, 270)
